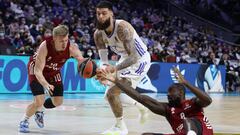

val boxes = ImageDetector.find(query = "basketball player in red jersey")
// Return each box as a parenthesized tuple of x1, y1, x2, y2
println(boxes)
(19, 25, 84, 133)
(97, 67, 213, 135)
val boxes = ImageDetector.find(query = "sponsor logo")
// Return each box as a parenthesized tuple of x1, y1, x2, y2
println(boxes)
(170, 65, 185, 83)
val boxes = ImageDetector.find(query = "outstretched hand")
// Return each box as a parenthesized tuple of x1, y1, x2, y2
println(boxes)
(172, 66, 187, 84)
(96, 67, 117, 84)
(104, 64, 117, 73)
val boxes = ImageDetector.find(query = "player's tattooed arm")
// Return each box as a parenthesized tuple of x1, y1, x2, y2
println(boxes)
(94, 30, 106, 50)
(94, 30, 109, 65)
(116, 21, 139, 71)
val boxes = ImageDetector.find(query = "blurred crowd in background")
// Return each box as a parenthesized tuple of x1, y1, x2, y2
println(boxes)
(173, 0, 240, 33)
(0, 0, 239, 91)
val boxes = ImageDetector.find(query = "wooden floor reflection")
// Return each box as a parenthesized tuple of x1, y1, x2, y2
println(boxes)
(0, 93, 239, 135)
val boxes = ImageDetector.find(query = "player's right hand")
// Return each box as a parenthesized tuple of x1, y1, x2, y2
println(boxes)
(172, 66, 187, 85)
(44, 84, 54, 95)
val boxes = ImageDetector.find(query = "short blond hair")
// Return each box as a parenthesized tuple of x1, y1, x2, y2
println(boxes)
(53, 25, 69, 36)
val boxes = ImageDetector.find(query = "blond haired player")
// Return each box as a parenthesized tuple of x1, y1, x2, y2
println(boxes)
(19, 25, 84, 133)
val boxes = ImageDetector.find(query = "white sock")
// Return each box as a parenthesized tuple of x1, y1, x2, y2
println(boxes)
(22, 114, 29, 121)
(115, 116, 127, 129)
(187, 130, 197, 135)
(116, 116, 123, 126)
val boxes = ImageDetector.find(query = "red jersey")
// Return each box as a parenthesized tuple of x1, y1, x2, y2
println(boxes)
(165, 99, 213, 135)
(28, 37, 70, 84)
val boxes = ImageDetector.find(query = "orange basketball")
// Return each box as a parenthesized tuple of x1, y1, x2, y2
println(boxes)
(78, 58, 97, 78)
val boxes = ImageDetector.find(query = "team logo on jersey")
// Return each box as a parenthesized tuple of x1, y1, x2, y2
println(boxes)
(170, 65, 185, 83)
(45, 63, 59, 70)
(47, 56, 52, 62)
(184, 103, 191, 110)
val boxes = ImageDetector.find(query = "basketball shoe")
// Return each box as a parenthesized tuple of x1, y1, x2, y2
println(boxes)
(19, 120, 29, 133)
(101, 120, 128, 135)
(34, 111, 44, 128)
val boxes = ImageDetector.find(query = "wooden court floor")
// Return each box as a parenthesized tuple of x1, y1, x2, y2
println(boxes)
(0, 93, 239, 135)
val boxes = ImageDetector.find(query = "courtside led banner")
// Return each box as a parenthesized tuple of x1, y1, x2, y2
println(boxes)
(136, 62, 226, 93)
(0, 55, 106, 93)
(0, 56, 225, 93)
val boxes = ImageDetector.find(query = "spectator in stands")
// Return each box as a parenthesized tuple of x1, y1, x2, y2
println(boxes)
(166, 47, 176, 63)
(0, 29, 14, 55)
(84, 48, 96, 59)
(207, 52, 217, 65)
(12, 33, 24, 51)
(0, 0, 238, 83)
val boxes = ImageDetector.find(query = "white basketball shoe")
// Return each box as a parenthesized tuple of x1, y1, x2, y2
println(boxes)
(101, 121, 128, 135)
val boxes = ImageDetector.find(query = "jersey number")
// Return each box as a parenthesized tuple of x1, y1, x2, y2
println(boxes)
(54, 73, 61, 82)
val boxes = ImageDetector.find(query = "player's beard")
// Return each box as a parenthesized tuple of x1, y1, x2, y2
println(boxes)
(96, 18, 111, 30)
(168, 95, 181, 107)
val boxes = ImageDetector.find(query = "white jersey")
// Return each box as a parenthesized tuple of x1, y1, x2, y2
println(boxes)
(100, 19, 151, 89)
(101, 19, 149, 59)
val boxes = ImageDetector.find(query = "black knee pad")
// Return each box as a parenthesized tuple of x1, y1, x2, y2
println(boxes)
(43, 98, 56, 109)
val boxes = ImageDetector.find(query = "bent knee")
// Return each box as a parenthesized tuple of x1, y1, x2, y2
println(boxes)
(53, 100, 63, 107)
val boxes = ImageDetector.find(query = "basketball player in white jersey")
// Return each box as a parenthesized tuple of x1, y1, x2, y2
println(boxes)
(94, 1, 151, 135)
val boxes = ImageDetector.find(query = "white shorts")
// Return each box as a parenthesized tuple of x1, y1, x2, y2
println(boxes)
(105, 53, 151, 89)
(117, 54, 151, 89)
(104, 53, 151, 100)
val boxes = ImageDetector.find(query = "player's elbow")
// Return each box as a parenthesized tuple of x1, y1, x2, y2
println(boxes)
(205, 96, 212, 106)
(201, 96, 212, 107)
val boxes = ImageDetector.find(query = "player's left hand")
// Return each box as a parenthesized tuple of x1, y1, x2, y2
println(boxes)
(96, 67, 117, 84)
(96, 64, 117, 86)
(95, 68, 109, 86)
(101, 70, 117, 83)
(172, 66, 187, 84)
(104, 64, 117, 73)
